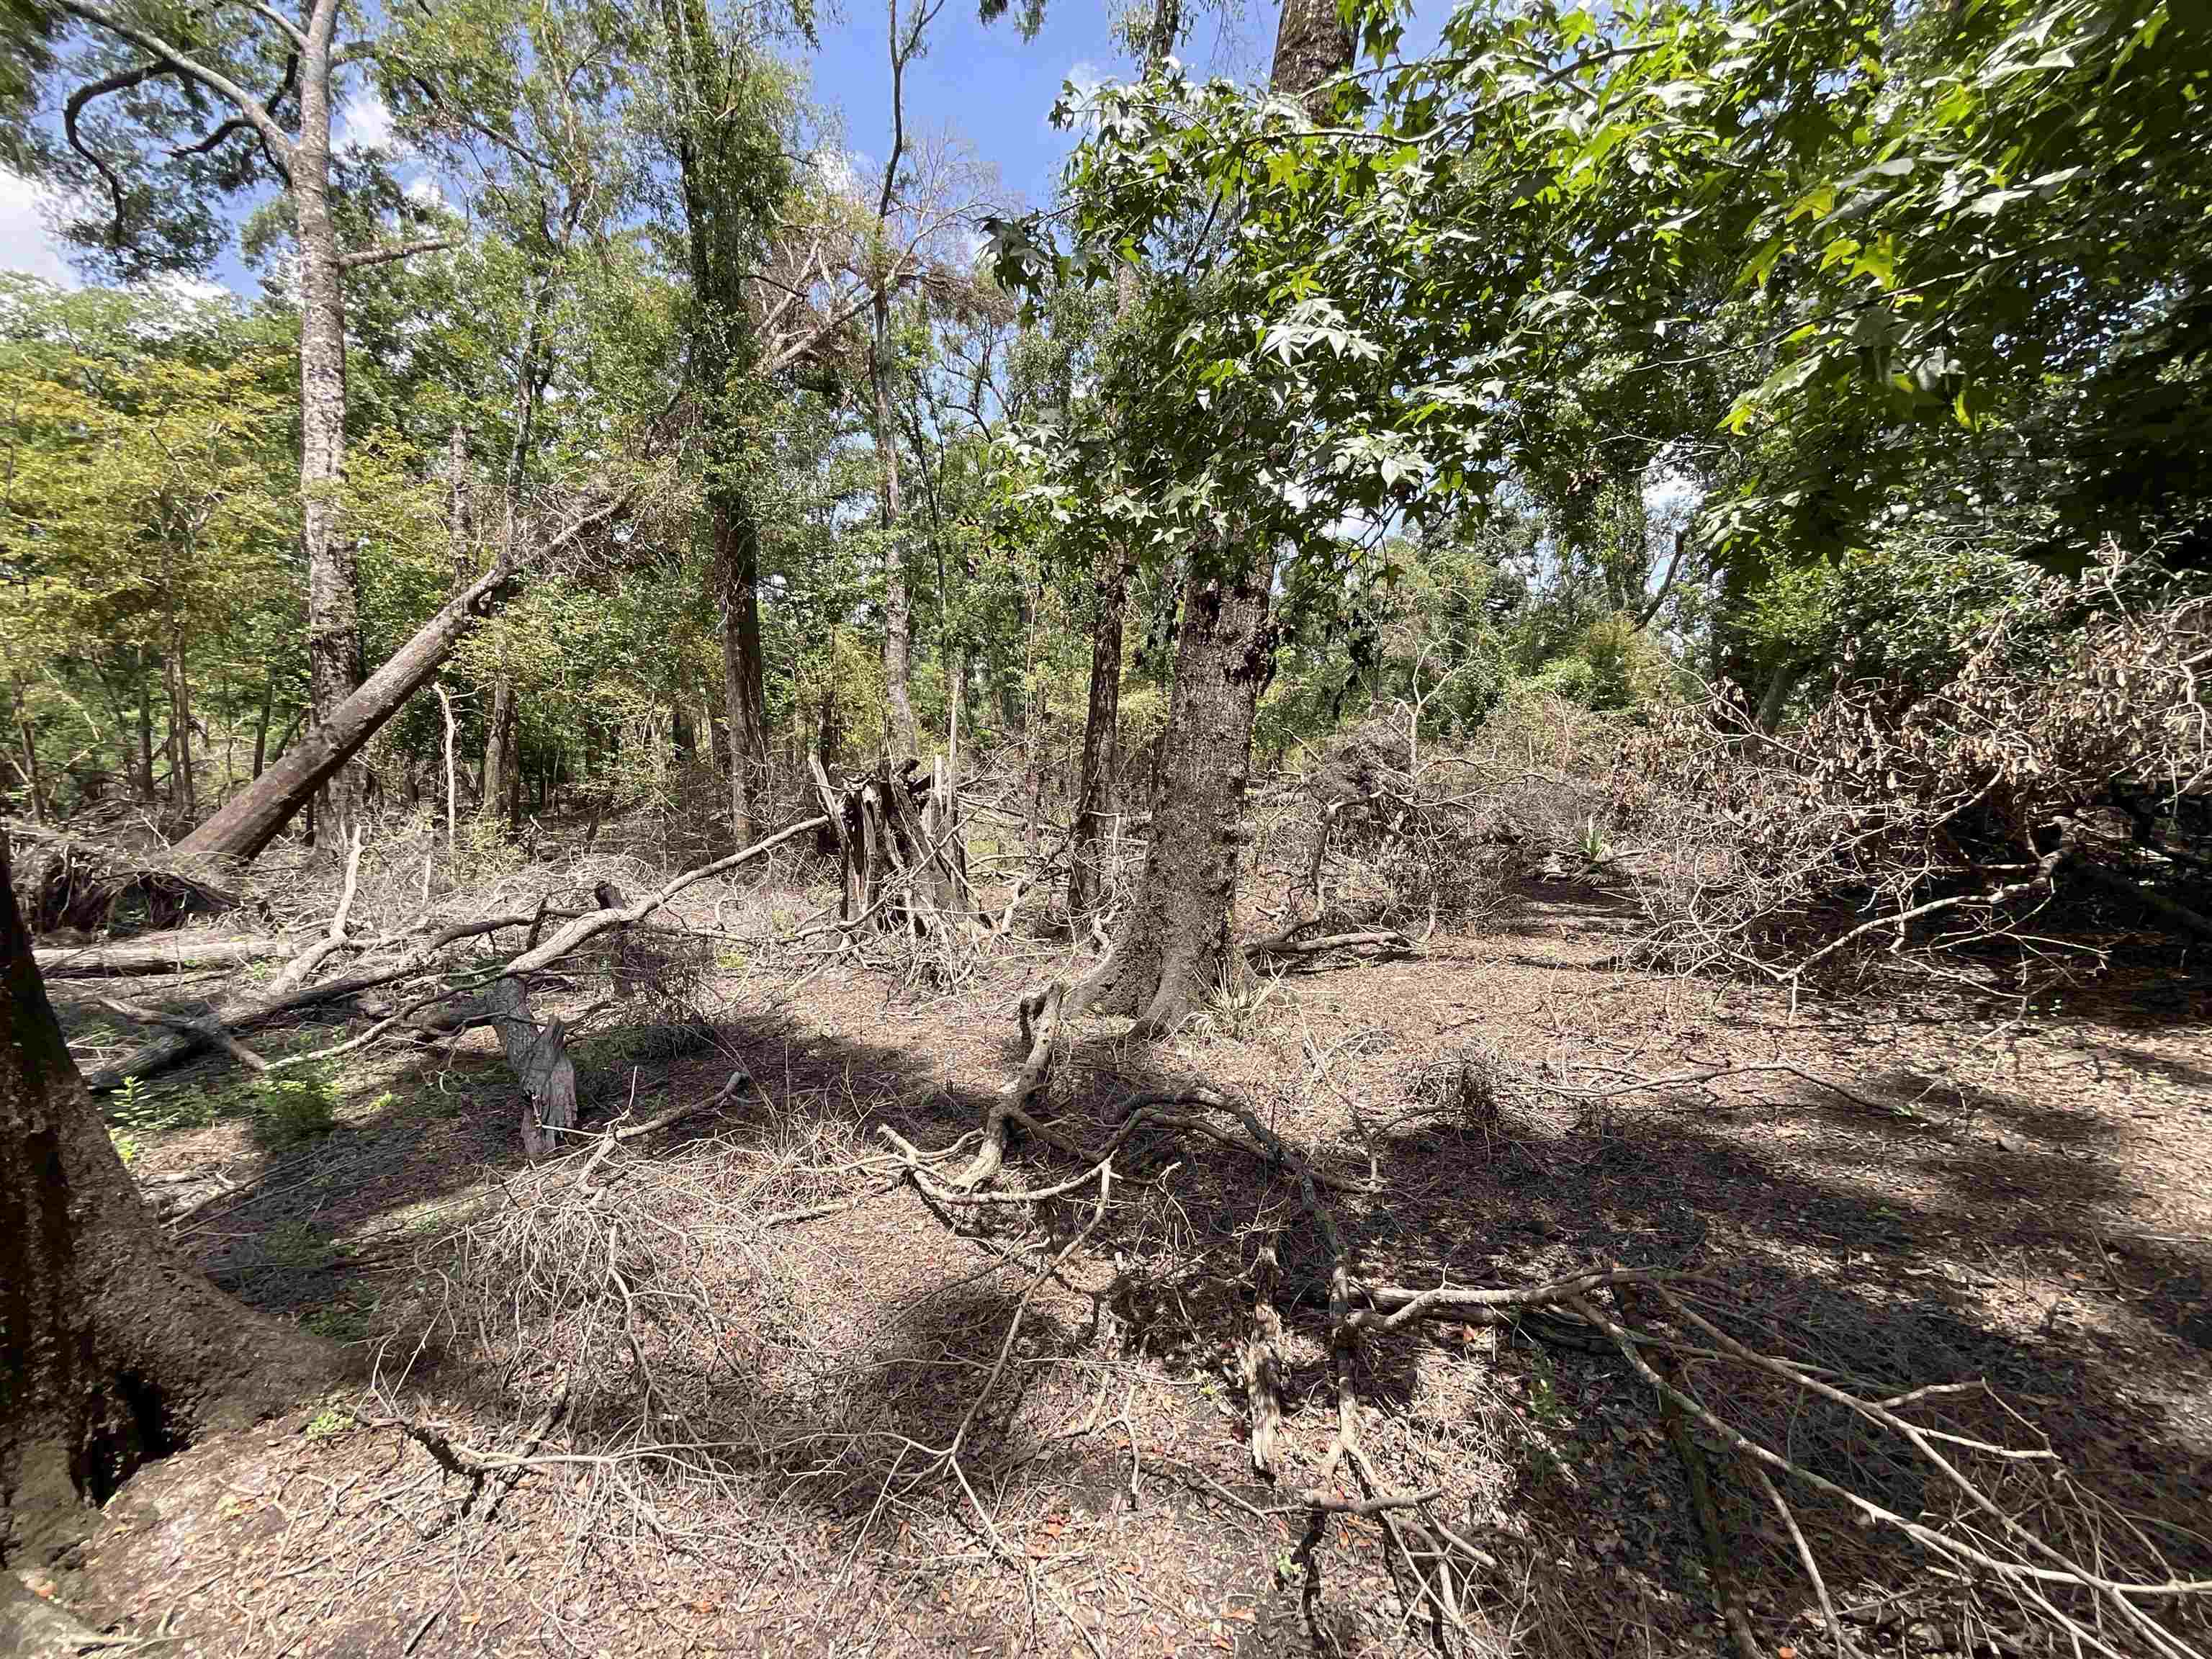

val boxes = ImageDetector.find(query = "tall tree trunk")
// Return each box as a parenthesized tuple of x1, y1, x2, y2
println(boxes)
(1065, 0, 1349, 1033)
(135, 659, 155, 804)
(447, 422, 472, 586)
(11, 674, 48, 824)
(716, 488, 768, 843)
(250, 672, 274, 781)
(0, 834, 325, 1565)
(871, 292, 917, 758)
(1066, 539, 1125, 923)
(295, 9, 363, 846)
(166, 636, 196, 821)
(1069, 0, 1177, 926)
(481, 680, 518, 824)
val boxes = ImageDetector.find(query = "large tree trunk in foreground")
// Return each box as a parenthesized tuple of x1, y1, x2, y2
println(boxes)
(0, 836, 324, 1566)
(1065, 542, 1274, 1033)
(1064, 0, 1349, 1034)
(179, 562, 518, 864)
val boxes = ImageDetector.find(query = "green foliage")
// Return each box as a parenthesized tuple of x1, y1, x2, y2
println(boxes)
(251, 1070, 338, 1149)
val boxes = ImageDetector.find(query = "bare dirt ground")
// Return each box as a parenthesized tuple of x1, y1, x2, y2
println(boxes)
(32, 850, 2212, 1659)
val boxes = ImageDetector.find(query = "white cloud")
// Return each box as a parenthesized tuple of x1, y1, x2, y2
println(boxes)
(0, 170, 79, 288)
(403, 175, 449, 210)
(1046, 60, 1110, 136)
(339, 91, 394, 150)
(145, 272, 233, 307)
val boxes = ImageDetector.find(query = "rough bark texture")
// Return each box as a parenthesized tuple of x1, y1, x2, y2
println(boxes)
(1066, 537, 1126, 925)
(486, 976, 579, 1162)
(1066, 0, 1350, 1033)
(178, 560, 522, 863)
(872, 294, 918, 759)
(482, 676, 519, 825)
(0, 836, 325, 1567)
(1066, 541, 1274, 1032)
(295, 0, 363, 840)
(33, 935, 291, 977)
(716, 491, 769, 843)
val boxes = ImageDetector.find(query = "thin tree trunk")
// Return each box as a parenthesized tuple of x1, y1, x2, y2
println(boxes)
(716, 489, 768, 843)
(448, 422, 472, 585)
(13, 673, 49, 824)
(1066, 0, 1349, 1033)
(1067, 539, 1124, 922)
(167, 632, 196, 821)
(251, 672, 274, 780)
(0, 835, 327, 1565)
(435, 682, 458, 860)
(135, 659, 155, 804)
(482, 678, 518, 826)
(1756, 659, 1803, 734)
(872, 292, 917, 758)
(1069, 0, 1177, 925)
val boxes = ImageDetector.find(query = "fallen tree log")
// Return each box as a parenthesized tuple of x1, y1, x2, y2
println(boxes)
(81, 911, 539, 1092)
(83, 817, 826, 1093)
(35, 934, 295, 976)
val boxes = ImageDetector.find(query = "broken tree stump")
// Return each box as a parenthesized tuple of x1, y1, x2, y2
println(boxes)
(485, 976, 579, 1162)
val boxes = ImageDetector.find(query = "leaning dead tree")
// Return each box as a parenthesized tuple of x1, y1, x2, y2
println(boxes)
(176, 488, 633, 864)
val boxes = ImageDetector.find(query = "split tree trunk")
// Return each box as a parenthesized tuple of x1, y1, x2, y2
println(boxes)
(485, 976, 578, 1163)
(0, 835, 325, 1565)
(1065, 536, 1274, 1032)
(1065, 0, 1349, 1034)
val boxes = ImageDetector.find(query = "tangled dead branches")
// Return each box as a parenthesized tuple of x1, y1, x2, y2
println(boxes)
(1628, 555, 2211, 988)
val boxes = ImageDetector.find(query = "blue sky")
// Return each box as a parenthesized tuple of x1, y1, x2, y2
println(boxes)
(0, 0, 1297, 298)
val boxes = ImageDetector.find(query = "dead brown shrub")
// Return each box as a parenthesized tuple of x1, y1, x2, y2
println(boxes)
(1625, 553, 2211, 984)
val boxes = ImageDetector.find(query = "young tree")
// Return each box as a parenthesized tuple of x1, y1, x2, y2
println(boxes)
(18, 0, 454, 835)
(0, 830, 327, 1563)
(1066, 0, 1183, 925)
(647, 0, 799, 841)
(1054, 0, 1353, 1032)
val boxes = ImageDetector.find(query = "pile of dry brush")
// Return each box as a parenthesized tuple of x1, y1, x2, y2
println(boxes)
(1287, 554, 2209, 992)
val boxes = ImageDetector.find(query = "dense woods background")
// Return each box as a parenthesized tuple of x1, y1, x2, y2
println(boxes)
(3, 0, 2210, 1653)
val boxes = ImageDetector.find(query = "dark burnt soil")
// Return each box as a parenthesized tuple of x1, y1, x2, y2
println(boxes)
(33, 871, 2212, 1659)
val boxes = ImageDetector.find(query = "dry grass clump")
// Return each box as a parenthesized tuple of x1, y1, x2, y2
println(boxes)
(1406, 1040, 1513, 1134)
